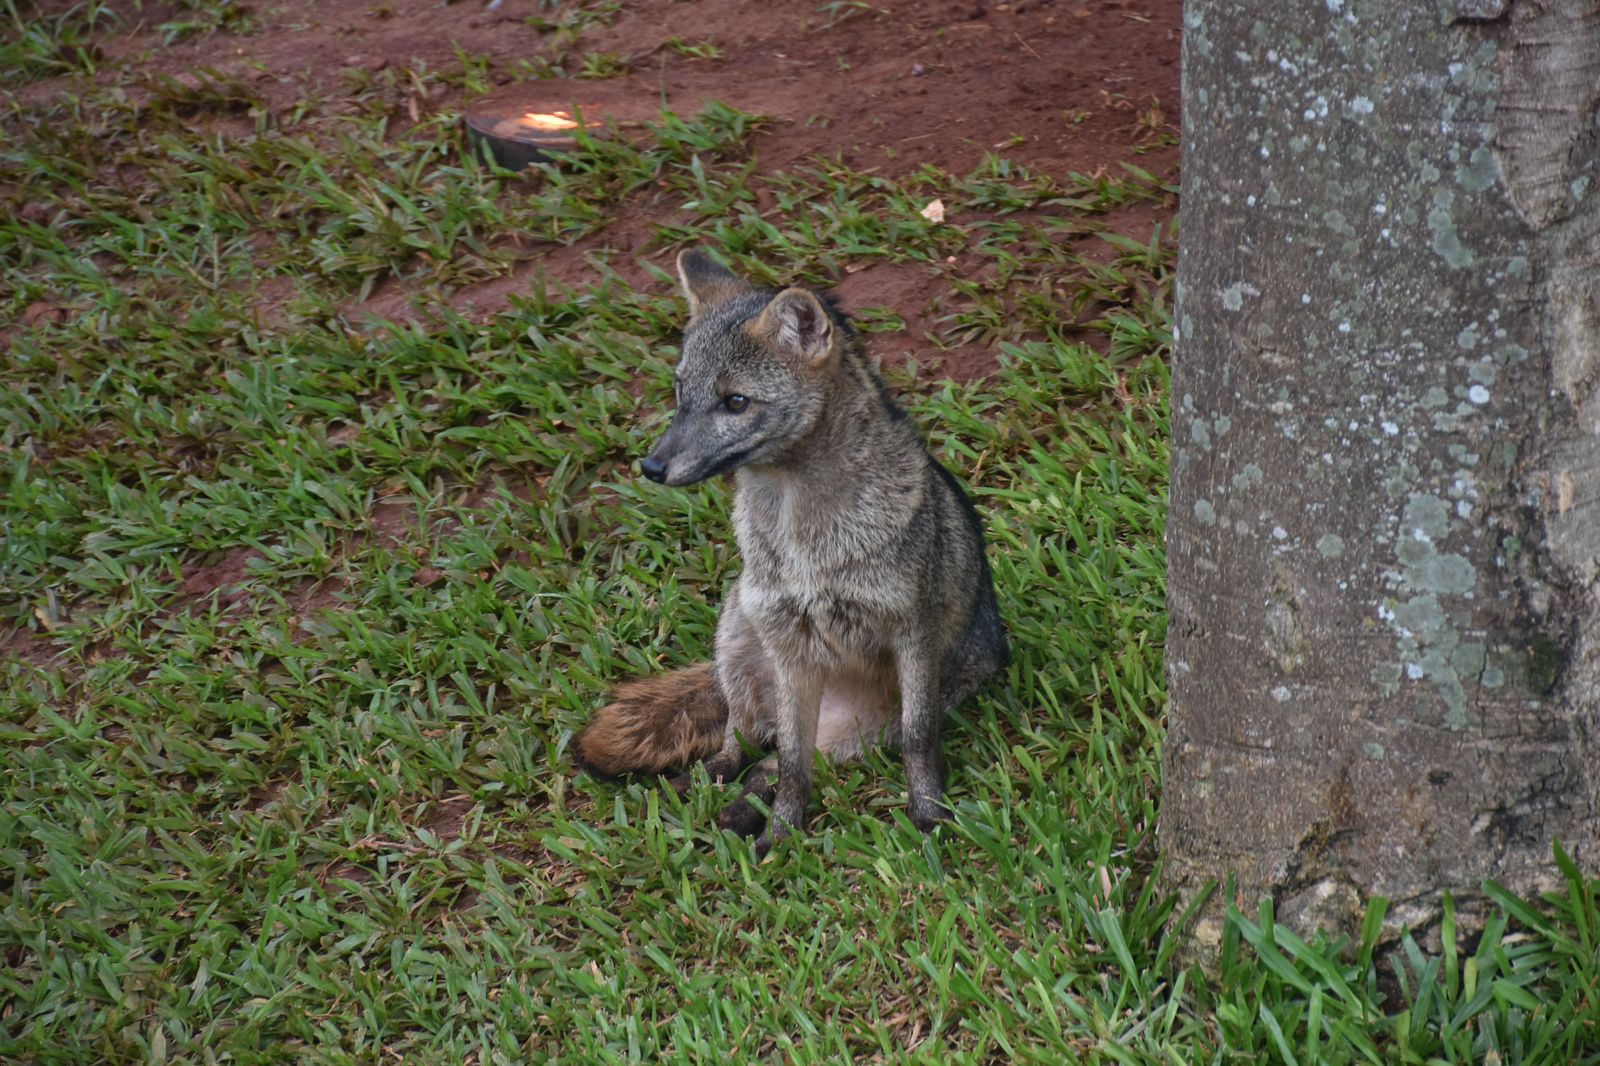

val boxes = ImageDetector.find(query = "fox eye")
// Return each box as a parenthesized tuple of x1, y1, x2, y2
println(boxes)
(722, 394, 750, 413)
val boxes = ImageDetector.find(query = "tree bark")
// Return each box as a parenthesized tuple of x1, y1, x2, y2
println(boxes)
(1161, 0, 1600, 955)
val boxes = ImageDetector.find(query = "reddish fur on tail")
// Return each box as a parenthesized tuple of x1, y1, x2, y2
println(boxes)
(573, 663, 728, 777)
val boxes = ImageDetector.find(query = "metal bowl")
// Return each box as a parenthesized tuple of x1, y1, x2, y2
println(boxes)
(463, 109, 603, 169)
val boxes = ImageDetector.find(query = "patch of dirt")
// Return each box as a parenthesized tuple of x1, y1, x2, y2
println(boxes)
(575, 0, 1180, 179)
(284, 577, 344, 628)
(371, 495, 424, 547)
(0, 625, 60, 670)
(247, 775, 296, 809)
(832, 260, 995, 381)
(180, 547, 265, 604)
(420, 793, 475, 842)
(247, 275, 301, 332)
(95, 1, 1178, 183)
(60, 0, 1179, 374)
(19, 301, 68, 328)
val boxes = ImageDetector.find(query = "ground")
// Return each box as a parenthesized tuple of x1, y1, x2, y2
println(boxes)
(4, 0, 1180, 658)
(4, 2, 1592, 1063)
(102, 0, 1176, 373)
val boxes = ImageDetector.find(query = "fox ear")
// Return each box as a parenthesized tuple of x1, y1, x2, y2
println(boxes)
(677, 249, 748, 318)
(756, 288, 836, 367)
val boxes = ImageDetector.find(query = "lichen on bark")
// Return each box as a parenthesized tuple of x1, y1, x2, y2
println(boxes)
(1161, 0, 1600, 958)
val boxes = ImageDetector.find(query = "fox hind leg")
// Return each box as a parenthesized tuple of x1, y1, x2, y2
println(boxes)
(717, 756, 779, 837)
(896, 639, 950, 832)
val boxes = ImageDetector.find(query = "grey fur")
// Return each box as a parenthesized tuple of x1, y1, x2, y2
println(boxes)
(648, 248, 1009, 851)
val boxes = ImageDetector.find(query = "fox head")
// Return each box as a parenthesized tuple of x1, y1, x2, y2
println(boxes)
(640, 250, 846, 486)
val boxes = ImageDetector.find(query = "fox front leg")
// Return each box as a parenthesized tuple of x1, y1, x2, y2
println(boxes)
(896, 639, 950, 832)
(752, 667, 822, 855)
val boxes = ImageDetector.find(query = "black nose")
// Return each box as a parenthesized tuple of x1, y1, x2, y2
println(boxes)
(639, 456, 667, 483)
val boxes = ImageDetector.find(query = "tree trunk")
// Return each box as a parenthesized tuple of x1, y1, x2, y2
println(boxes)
(1160, 0, 1600, 955)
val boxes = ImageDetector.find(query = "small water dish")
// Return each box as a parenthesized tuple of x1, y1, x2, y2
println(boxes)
(464, 109, 604, 169)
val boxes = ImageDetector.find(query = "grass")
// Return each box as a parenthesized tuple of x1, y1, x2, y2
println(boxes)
(3, 6, 1598, 1064)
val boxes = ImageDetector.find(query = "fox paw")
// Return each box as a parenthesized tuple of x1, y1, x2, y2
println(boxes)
(718, 796, 768, 838)
(908, 799, 952, 834)
(752, 815, 802, 857)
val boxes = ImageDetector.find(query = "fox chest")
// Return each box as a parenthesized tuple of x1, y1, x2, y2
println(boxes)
(736, 543, 911, 666)
(739, 576, 890, 666)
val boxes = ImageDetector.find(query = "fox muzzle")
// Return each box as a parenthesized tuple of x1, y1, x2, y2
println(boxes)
(641, 417, 695, 486)
(643, 412, 754, 486)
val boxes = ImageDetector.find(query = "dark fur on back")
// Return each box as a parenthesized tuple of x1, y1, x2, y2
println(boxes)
(930, 459, 1010, 677)
(813, 289, 909, 424)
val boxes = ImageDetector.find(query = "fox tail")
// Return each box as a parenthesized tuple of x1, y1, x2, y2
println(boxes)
(573, 663, 728, 777)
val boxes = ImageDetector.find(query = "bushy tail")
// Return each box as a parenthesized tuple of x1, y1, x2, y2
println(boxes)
(573, 663, 728, 777)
